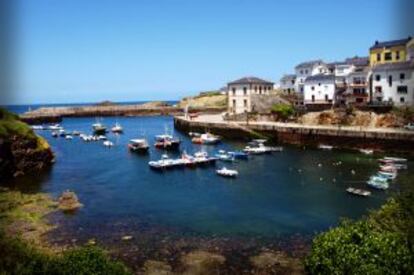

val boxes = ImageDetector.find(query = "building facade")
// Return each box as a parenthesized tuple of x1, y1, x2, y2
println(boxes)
(369, 37, 413, 66)
(371, 61, 414, 107)
(294, 60, 329, 94)
(227, 77, 274, 114)
(279, 74, 296, 94)
(303, 74, 336, 105)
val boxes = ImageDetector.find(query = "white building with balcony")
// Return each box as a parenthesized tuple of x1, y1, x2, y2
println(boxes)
(303, 74, 336, 105)
(279, 74, 296, 94)
(227, 77, 274, 114)
(295, 60, 329, 94)
(371, 61, 414, 106)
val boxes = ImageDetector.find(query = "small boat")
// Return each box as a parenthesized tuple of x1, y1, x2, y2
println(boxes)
(154, 134, 181, 150)
(128, 139, 149, 153)
(188, 132, 201, 137)
(367, 176, 389, 190)
(383, 157, 407, 163)
(346, 187, 371, 197)
(318, 144, 334, 150)
(111, 122, 123, 133)
(378, 170, 397, 180)
(193, 151, 217, 165)
(216, 167, 238, 177)
(192, 132, 221, 145)
(379, 165, 397, 173)
(215, 150, 236, 162)
(243, 140, 282, 154)
(59, 130, 66, 137)
(31, 125, 44, 130)
(92, 120, 107, 135)
(65, 135, 73, 140)
(359, 149, 373, 155)
(228, 151, 249, 160)
(97, 135, 107, 140)
(103, 140, 114, 147)
(51, 131, 58, 138)
(72, 131, 81, 136)
(148, 154, 175, 170)
(48, 124, 62, 130)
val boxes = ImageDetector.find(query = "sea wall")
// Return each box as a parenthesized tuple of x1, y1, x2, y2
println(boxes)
(174, 116, 414, 152)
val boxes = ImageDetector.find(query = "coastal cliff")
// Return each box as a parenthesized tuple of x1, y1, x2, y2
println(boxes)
(0, 108, 54, 180)
(178, 91, 227, 109)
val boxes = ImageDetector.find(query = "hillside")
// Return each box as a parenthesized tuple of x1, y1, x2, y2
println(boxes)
(0, 108, 54, 179)
(179, 91, 227, 109)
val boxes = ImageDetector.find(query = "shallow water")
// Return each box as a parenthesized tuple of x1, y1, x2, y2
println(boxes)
(4, 115, 406, 243)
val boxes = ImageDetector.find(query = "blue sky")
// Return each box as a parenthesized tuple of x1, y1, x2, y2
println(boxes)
(10, 0, 405, 104)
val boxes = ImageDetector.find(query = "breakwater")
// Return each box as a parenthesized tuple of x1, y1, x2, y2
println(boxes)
(174, 116, 414, 152)
(20, 104, 225, 124)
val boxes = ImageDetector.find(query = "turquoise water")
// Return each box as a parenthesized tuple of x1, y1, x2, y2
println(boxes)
(4, 116, 405, 240)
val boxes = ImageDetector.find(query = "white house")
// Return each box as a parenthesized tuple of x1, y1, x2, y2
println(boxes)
(227, 77, 274, 114)
(279, 74, 296, 94)
(303, 74, 336, 105)
(295, 60, 329, 94)
(371, 61, 414, 106)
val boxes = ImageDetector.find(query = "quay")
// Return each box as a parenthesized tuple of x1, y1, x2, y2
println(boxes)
(20, 104, 225, 124)
(174, 114, 414, 152)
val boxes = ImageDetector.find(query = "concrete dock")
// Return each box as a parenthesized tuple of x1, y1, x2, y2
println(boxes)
(174, 114, 414, 152)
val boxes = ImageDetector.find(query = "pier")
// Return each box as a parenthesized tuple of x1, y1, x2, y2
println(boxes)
(20, 104, 225, 124)
(174, 114, 414, 152)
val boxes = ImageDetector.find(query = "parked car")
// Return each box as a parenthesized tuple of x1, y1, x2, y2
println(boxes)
(404, 122, 414, 131)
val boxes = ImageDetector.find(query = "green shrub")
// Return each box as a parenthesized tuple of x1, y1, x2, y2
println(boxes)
(270, 103, 295, 120)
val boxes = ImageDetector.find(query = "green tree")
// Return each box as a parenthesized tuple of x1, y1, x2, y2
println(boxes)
(270, 103, 295, 121)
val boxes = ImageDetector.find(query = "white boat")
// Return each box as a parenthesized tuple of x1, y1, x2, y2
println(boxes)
(51, 131, 58, 138)
(378, 170, 397, 180)
(65, 135, 73, 140)
(383, 157, 407, 163)
(111, 122, 123, 133)
(72, 131, 81, 136)
(103, 140, 114, 147)
(367, 176, 389, 190)
(346, 187, 371, 197)
(215, 150, 236, 162)
(318, 144, 334, 150)
(128, 139, 149, 153)
(48, 124, 62, 130)
(31, 125, 44, 130)
(216, 167, 238, 177)
(192, 132, 221, 145)
(359, 149, 373, 155)
(97, 135, 107, 140)
(243, 140, 282, 154)
(92, 119, 107, 134)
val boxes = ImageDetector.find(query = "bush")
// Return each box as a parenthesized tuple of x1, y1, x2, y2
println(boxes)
(270, 103, 295, 120)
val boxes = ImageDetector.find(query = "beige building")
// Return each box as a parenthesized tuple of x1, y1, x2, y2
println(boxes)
(227, 77, 274, 114)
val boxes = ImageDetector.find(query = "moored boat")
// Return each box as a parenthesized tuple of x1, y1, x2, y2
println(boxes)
(92, 120, 107, 135)
(48, 124, 62, 130)
(128, 139, 149, 153)
(216, 167, 238, 177)
(318, 144, 334, 150)
(103, 140, 114, 147)
(154, 134, 181, 150)
(228, 151, 249, 160)
(346, 187, 371, 197)
(51, 131, 58, 138)
(243, 140, 282, 154)
(359, 149, 373, 155)
(215, 150, 236, 162)
(111, 122, 123, 133)
(192, 132, 221, 145)
(367, 175, 389, 190)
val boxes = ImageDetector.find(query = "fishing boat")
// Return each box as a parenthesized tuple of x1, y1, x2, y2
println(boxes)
(92, 118, 107, 135)
(215, 150, 236, 162)
(346, 187, 371, 197)
(367, 176, 389, 190)
(318, 144, 334, 150)
(103, 140, 114, 147)
(148, 154, 176, 170)
(228, 151, 249, 160)
(111, 122, 123, 133)
(154, 134, 181, 150)
(359, 149, 373, 155)
(192, 132, 221, 145)
(216, 167, 238, 177)
(243, 140, 283, 154)
(128, 139, 149, 153)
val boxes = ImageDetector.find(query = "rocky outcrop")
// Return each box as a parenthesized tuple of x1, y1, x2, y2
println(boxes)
(0, 135, 54, 180)
(58, 190, 83, 211)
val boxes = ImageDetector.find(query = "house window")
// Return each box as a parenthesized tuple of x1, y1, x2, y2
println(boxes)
(300, 70, 303, 74)
(243, 87, 247, 95)
(400, 73, 405, 80)
(232, 87, 236, 95)
(305, 70, 308, 74)
(375, 75, 380, 81)
(325, 94, 328, 101)
(311, 86, 315, 91)
(232, 99, 236, 108)
(396, 51, 400, 60)
(375, 86, 382, 93)
(384, 52, 392, 61)
(259, 86, 262, 94)
(254, 86, 257, 92)
(300, 87, 304, 93)
(400, 97, 405, 103)
(318, 83, 321, 86)
(377, 53, 381, 61)
(311, 95, 315, 102)
(244, 99, 247, 107)
(397, 86, 408, 94)
(388, 75, 392, 87)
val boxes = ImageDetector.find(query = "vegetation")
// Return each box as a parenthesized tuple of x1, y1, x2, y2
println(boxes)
(0, 189, 131, 274)
(392, 106, 414, 123)
(270, 103, 295, 120)
(305, 175, 414, 274)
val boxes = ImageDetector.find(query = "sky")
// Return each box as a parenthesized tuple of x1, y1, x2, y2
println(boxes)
(5, 0, 410, 104)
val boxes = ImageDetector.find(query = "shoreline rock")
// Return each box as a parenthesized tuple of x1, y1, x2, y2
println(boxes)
(58, 190, 83, 212)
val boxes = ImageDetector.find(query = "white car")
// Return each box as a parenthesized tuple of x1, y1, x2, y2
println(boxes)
(404, 122, 414, 131)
